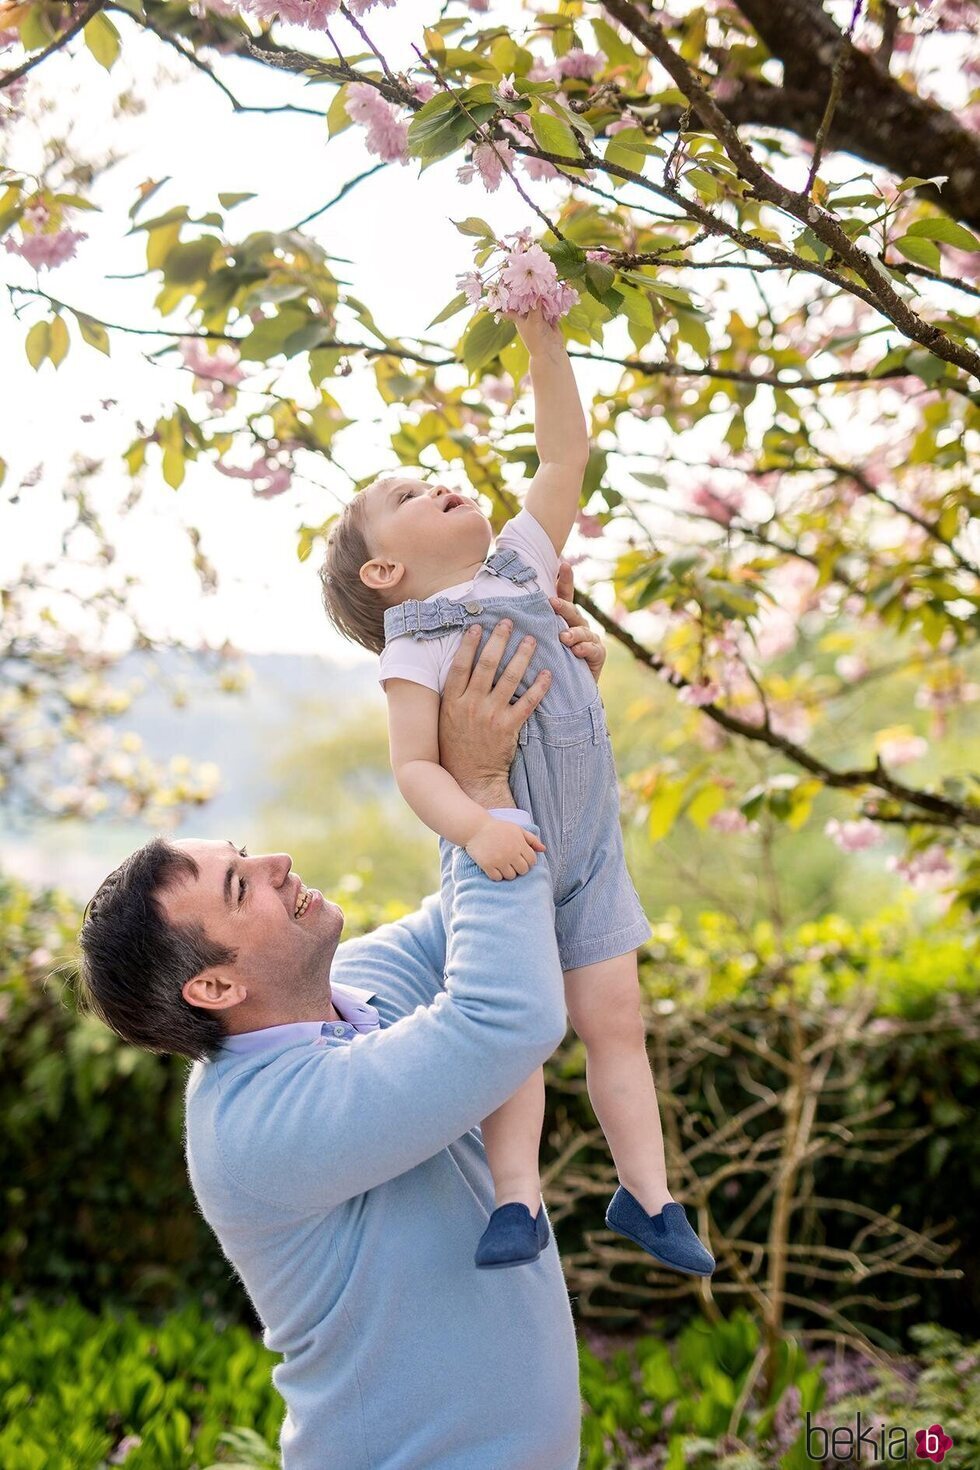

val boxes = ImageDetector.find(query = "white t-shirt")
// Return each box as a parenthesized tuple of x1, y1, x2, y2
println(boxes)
(378, 507, 560, 695)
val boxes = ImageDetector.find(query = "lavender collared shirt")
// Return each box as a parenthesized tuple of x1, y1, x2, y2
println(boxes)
(221, 807, 534, 1056)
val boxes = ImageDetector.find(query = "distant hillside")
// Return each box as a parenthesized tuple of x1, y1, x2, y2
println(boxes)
(0, 647, 380, 899)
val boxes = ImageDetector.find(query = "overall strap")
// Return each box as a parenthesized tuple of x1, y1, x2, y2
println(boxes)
(482, 546, 539, 586)
(384, 597, 470, 642)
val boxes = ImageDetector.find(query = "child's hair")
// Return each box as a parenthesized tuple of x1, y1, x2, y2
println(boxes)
(319, 483, 389, 656)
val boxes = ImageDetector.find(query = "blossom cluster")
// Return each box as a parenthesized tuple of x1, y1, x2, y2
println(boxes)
(4, 199, 87, 271)
(456, 228, 579, 326)
(344, 81, 410, 164)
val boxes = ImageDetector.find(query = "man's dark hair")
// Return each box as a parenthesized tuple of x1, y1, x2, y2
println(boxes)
(76, 837, 237, 1063)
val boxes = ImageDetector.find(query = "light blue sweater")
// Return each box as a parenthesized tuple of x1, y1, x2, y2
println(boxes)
(184, 822, 582, 1470)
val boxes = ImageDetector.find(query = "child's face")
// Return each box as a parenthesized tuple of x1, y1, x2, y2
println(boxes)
(359, 475, 492, 598)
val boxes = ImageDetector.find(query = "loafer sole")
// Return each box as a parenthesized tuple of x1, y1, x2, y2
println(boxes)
(606, 1213, 715, 1276)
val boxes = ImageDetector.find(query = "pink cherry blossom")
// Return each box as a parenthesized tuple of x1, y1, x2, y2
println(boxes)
(481, 373, 513, 403)
(575, 511, 604, 538)
(606, 116, 637, 135)
(412, 79, 437, 102)
(522, 156, 561, 181)
(528, 58, 562, 83)
(824, 817, 884, 852)
(878, 731, 928, 766)
(690, 484, 742, 525)
(456, 270, 484, 304)
(5, 229, 87, 270)
(244, 0, 340, 26)
(835, 653, 869, 683)
(468, 232, 580, 326)
(709, 808, 750, 832)
(498, 74, 519, 100)
(216, 453, 293, 497)
(586, 249, 612, 262)
(678, 681, 721, 706)
(559, 48, 606, 80)
(470, 140, 515, 192)
(886, 844, 955, 890)
(344, 81, 409, 164)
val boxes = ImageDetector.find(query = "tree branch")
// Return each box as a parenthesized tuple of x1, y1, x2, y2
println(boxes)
(0, 0, 106, 88)
(601, 0, 980, 382)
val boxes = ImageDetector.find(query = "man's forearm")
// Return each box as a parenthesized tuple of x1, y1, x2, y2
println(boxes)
(455, 773, 516, 810)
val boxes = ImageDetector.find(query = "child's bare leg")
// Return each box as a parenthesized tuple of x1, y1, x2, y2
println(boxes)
(479, 1066, 546, 1215)
(563, 950, 674, 1217)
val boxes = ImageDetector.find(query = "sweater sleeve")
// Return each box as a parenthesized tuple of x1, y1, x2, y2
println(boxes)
(218, 828, 565, 1215)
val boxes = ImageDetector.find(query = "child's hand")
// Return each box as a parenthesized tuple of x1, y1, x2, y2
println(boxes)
(465, 815, 547, 882)
(509, 305, 563, 358)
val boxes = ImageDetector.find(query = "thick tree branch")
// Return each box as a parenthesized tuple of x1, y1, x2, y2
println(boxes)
(569, 586, 980, 829)
(731, 0, 980, 231)
(601, 0, 980, 383)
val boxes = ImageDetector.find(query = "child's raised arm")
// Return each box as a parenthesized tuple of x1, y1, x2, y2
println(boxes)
(515, 307, 591, 561)
(385, 678, 545, 881)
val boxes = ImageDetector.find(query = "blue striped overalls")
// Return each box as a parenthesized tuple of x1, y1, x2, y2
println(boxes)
(382, 544, 651, 971)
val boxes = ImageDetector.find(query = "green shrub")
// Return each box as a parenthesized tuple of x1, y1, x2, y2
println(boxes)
(3, 1293, 978, 1470)
(2, 871, 977, 1343)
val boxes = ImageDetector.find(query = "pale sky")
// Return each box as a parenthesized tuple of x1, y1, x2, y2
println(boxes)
(2, 3, 662, 665)
(1, 4, 967, 668)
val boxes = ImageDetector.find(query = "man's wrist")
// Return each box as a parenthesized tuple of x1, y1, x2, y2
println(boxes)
(457, 775, 515, 809)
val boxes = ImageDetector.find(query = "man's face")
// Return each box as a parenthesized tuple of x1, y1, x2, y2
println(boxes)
(160, 840, 345, 1029)
(359, 475, 492, 599)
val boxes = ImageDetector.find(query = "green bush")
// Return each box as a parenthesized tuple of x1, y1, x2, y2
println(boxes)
(2, 1292, 978, 1470)
(2, 871, 978, 1342)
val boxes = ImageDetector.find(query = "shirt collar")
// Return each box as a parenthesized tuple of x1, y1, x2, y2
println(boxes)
(220, 981, 379, 1055)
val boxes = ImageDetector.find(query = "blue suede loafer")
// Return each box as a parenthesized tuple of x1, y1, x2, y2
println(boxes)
(605, 1187, 715, 1276)
(475, 1202, 550, 1269)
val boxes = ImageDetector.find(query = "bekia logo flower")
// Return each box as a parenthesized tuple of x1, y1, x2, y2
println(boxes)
(915, 1423, 953, 1462)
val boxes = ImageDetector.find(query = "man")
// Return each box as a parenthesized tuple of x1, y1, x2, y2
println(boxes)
(77, 566, 608, 1470)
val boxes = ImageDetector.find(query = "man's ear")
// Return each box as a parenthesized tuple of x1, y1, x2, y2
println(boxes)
(182, 971, 247, 1012)
(360, 557, 405, 595)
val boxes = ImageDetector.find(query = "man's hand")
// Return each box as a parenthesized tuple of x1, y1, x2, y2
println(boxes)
(439, 620, 549, 808)
(465, 814, 546, 881)
(549, 560, 606, 685)
(438, 560, 607, 806)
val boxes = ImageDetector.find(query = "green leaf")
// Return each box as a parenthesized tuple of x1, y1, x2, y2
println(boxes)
(590, 17, 638, 67)
(896, 174, 949, 192)
(648, 776, 688, 842)
(162, 237, 219, 286)
(51, 192, 100, 211)
(326, 85, 355, 138)
(905, 349, 947, 387)
(428, 292, 469, 328)
(25, 321, 50, 370)
(528, 103, 580, 160)
(462, 313, 516, 374)
(161, 443, 186, 489)
(453, 216, 493, 237)
(685, 166, 721, 201)
(585, 258, 616, 296)
(71, 309, 110, 355)
(47, 314, 70, 368)
(893, 234, 942, 270)
(217, 192, 256, 209)
(906, 217, 980, 251)
(84, 12, 121, 70)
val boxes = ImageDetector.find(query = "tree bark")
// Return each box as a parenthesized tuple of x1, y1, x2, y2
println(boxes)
(609, 0, 980, 231)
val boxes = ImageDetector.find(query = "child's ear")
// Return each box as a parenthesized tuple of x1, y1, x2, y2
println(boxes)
(359, 558, 405, 594)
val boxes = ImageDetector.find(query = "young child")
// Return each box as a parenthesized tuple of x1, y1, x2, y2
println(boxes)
(320, 307, 714, 1278)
